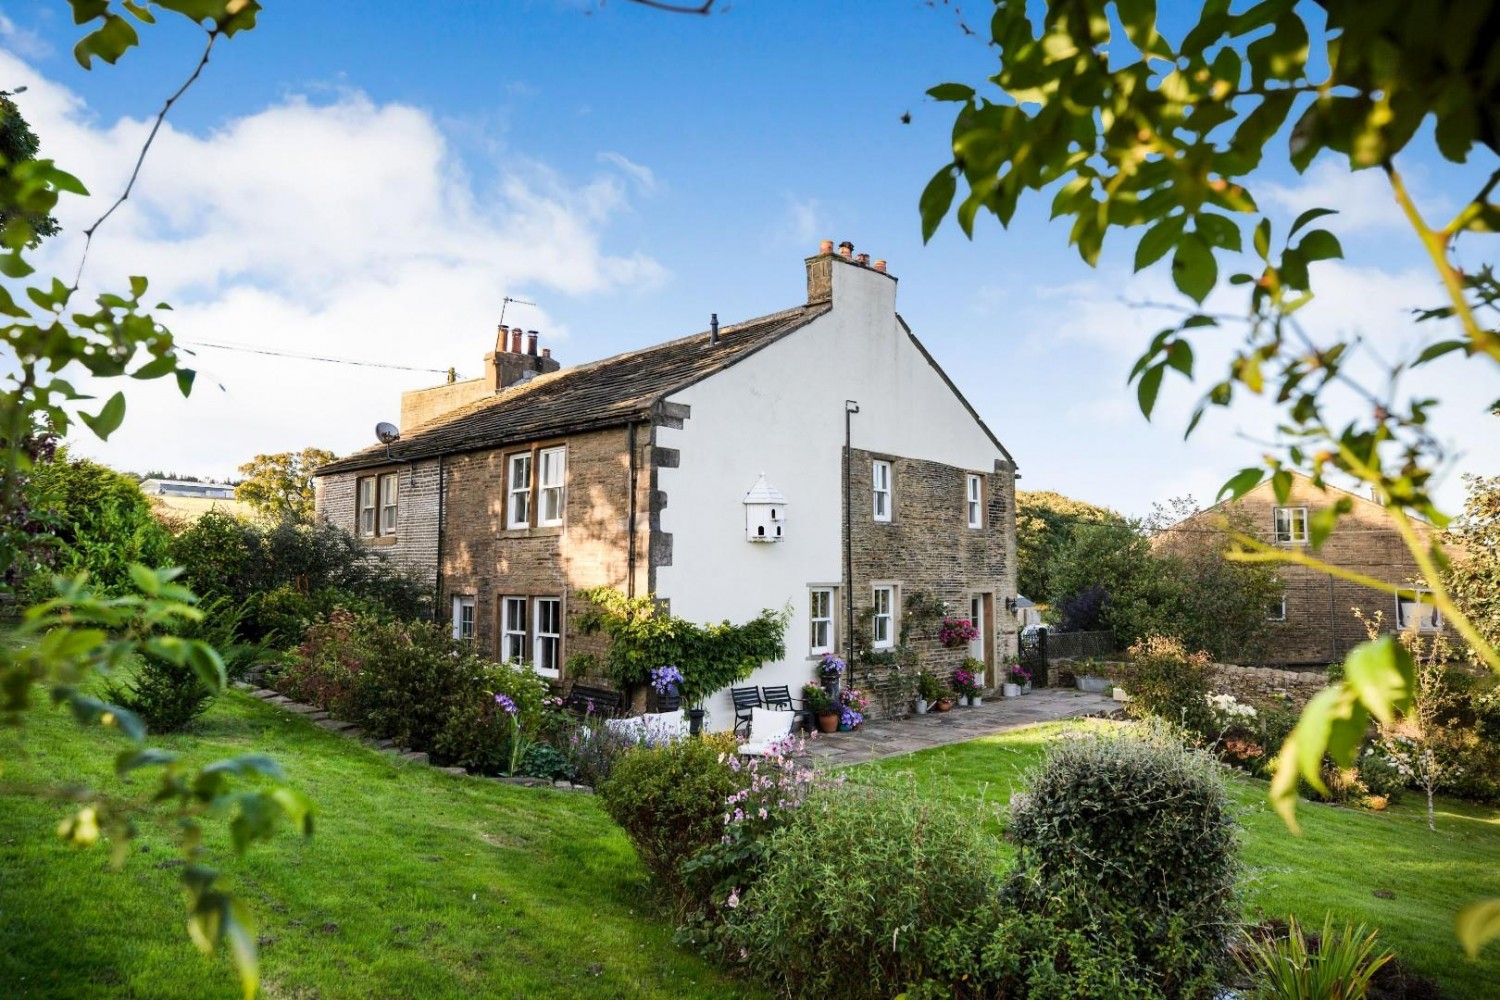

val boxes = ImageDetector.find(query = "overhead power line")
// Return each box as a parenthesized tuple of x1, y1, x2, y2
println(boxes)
(179, 339, 457, 376)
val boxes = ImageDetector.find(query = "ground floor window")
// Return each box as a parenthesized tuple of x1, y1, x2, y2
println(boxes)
(452, 595, 475, 641)
(810, 587, 835, 655)
(1396, 589, 1441, 631)
(533, 597, 562, 676)
(872, 584, 896, 649)
(501, 596, 528, 663)
(1267, 594, 1286, 622)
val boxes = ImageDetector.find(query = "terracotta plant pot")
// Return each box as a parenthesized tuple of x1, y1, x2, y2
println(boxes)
(933, 698, 954, 713)
(816, 711, 840, 734)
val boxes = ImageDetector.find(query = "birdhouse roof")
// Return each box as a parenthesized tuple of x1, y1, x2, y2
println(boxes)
(743, 475, 787, 505)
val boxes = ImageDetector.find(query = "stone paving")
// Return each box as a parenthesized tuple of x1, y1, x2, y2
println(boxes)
(801, 688, 1116, 766)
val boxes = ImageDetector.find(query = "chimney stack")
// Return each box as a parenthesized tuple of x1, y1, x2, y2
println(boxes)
(542, 347, 551, 359)
(496, 324, 509, 352)
(526, 331, 539, 356)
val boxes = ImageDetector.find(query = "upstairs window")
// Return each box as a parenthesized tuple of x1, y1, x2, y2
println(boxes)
(357, 472, 398, 538)
(966, 474, 983, 528)
(872, 461, 892, 522)
(507, 452, 533, 529)
(1273, 506, 1308, 545)
(538, 447, 566, 527)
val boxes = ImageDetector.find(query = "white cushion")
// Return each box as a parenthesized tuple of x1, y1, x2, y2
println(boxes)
(605, 716, 645, 738)
(643, 711, 685, 739)
(739, 707, 796, 756)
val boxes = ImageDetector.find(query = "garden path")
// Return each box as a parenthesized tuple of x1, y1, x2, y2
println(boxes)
(800, 688, 1115, 766)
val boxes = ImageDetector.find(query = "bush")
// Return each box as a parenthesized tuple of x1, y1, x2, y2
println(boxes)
(105, 651, 218, 733)
(1238, 914, 1393, 1000)
(519, 743, 572, 781)
(728, 780, 1003, 998)
(1114, 635, 1216, 739)
(429, 659, 548, 773)
(273, 609, 369, 719)
(1005, 726, 1240, 998)
(23, 454, 171, 596)
(597, 733, 744, 899)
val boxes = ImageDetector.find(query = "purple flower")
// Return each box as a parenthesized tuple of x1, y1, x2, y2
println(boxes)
(819, 653, 847, 678)
(494, 693, 518, 715)
(650, 664, 685, 696)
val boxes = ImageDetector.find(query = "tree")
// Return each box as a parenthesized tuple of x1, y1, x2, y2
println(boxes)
(1446, 474, 1500, 666)
(0, 92, 61, 246)
(235, 447, 336, 522)
(919, 0, 1500, 954)
(1015, 489, 1121, 602)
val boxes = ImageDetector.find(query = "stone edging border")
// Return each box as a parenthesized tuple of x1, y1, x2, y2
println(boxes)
(231, 681, 594, 794)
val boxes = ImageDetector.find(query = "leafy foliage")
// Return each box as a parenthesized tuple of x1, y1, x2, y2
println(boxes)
(1016, 489, 1123, 602)
(728, 779, 1003, 998)
(0, 94, 60, 246)
(233, 447, 336, 522)
(1446, 473, 1500, 668)
(1005, 726, 1241, 997)
(596, 732, 745, 901)
(1238, 914, 1394, 1000)
(1114, 635, 1217, 738)
(576, 588, 788, 702)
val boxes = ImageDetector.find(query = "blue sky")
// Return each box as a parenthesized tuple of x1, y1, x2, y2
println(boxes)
(2, 1, 1494, 518)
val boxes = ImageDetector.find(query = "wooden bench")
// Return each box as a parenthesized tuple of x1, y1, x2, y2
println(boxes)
(563, 683, 624, 718)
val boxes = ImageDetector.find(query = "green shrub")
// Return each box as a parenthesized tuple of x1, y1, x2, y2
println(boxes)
(951, 909, 1174, 1000)
(23, 454, 171, 595)
(429, 659, 548, 772)
(728, 781, 1003, 998)
(597, 732, 744, 898)
(1004, 726, 1240, 998)
(272, 609, 370, 718)
(1114, 635, 1216, 738)
(519, 743, 572, 781)
(105, 651, 218, 733)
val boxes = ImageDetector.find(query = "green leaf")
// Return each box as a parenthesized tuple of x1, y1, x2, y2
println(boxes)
(1194, 212, 1242, 252)
(79, 390, 127, 440)
(128, 563, 161, 596)
(1308, 497, 1352, 548)
(132, 354, 178, 380)
(1253, 218, 1272, 260)
(117, 747, 180, 776)
(1171, 232, 1216, 303)
(1136, 363, 1165, 420)
(1415, 340, 1467, 364)
(1134, 214, 1186, 271)
(73, 12, 140, 68)
(919, 166, 957, 243)
(1217, 467, 1264, 501)
(176, 368, 197, 397)
(1289, 207, 1336, 239)
(0, 250, 35, 278)
(1271, 468, 1292, 503)
(1342, 637, 1415, 727)
(927, 83, 975, 102)
(187, 641, 228, 693)
(1165, 340, 1193, 377)
(1297, 228, 1343, 262)
(1457, 898, 1500, 958)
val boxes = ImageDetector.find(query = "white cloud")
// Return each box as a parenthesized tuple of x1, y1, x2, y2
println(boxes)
(0, 12, 50, 59)
(1259, 159, 1452, 235)
(0, 50, 666, 478)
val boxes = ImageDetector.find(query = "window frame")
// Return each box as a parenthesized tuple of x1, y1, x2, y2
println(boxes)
(1395, 589, 1442, 632)
(532, 596, 563, 677)
(506, 451, 533, 529)
(872, 460, 892, 523)
(537, 446, 567, 527)
(452, 595, 476, 641)
(966, 473, 983, 529)
(872, 584, 896, 649)
(500, 596, 529, 664)
(809, 586, 836, 656)
(357, 476, 377, 537)
(1267, 594, 1287, 622)
(378, 472, 399, 536)
(1273, 505, 1309, 545)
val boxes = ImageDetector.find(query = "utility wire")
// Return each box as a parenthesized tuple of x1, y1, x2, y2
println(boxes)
(179, 339, 458, 377)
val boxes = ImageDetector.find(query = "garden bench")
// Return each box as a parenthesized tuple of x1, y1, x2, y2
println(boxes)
(730, 685, 763, 738)
(563, 683, 624, 718)
(760, 685, 812, 734)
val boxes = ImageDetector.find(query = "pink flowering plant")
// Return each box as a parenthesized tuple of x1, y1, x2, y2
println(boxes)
(838, 687, 869, 728)
(938, 615, 979, 648)
(1007, 662, 1032, 685)
(951, 667, 982, 699)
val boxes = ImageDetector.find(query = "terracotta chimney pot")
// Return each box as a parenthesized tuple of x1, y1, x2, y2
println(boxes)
(873, 259, 887, 273)
(819, 239, 834, 255)
(510, 328, 523, 354)
(526, 331, 539, 356)
(856, 253, 870, 266)
(838, 241, 854, 259)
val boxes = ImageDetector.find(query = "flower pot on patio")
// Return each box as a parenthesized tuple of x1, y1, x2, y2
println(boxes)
(1075, 675, 1110, 695)
(933, 697, 954, 712)
(971, 695, 984, 706)
(1021, 682, 1032, 694)
(1002, 683, 1021, 698)
(816, 711, 840, 734)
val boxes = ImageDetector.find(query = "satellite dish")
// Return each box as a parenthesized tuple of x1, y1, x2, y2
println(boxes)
(375, 422, 400, 444)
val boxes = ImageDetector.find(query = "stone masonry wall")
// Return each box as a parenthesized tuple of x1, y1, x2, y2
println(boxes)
(847, 447, 1017, 718)
(439, 424, 653, 676)
(1064, 658, 1327, 712)
(316, 458, 441, 586)
(1163, 477, 1440, 666)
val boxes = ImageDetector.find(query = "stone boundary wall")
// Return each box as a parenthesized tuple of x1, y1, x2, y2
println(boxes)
(1052, 659, 1329, 710)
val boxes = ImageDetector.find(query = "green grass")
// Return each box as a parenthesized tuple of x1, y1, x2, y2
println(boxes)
(0, 690, 762, 1000)
(860, 720, 1500, 998)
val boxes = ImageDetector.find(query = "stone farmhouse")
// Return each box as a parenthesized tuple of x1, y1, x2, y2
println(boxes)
(314, 244, 1020, 728)
(1159, 472, 1442, 666)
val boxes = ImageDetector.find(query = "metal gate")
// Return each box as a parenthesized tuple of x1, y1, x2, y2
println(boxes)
(1019, 628, 1049, 688)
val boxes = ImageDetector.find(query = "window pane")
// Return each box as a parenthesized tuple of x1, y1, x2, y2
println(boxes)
(508, 454, 532, 527)
(538, 448, 565, 525)
(534, 597, 561, 674)
(502, 597, 528, 663)
(380, 474, 398, 534)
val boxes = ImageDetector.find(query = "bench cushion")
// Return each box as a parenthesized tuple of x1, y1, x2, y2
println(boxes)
(739, 707, 796, 756)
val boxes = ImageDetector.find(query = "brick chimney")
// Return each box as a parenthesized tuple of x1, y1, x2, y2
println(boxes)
(806, 239, 895, 307)
(485, 325, 561, 390)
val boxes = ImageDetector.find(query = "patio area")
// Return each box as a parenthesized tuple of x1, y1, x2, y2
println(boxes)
(801, 687, 1116, 766)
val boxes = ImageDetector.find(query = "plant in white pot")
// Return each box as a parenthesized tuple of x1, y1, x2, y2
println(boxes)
(1007, 661, 1033, 695)
(954, 662, 984, 706)
(915, 670, 943, 715)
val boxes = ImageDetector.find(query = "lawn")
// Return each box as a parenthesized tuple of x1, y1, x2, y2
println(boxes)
(0, 689, 763, 1000)
(861, 720, 1500, 998)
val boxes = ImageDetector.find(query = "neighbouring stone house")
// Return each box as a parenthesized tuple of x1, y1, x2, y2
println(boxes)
(313, 243, 1020, 727)
(1158, 472, 1442, 666)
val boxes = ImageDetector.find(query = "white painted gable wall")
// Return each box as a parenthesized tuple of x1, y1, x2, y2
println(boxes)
(655, 260, 1009, 731)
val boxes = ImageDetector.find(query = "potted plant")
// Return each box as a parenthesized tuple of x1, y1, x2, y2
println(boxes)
(915, 670, 944, 714)
(818, 652, 847, 697)
(952, 666, 983, 706)
(937, 615, 979, 649)
(1007, 661, 1032, 695)
(803, 684, 839, 734)
(839, 688, 869, 731)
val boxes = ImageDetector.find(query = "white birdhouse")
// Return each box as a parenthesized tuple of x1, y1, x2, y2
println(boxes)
(743, 474, 788, 543)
